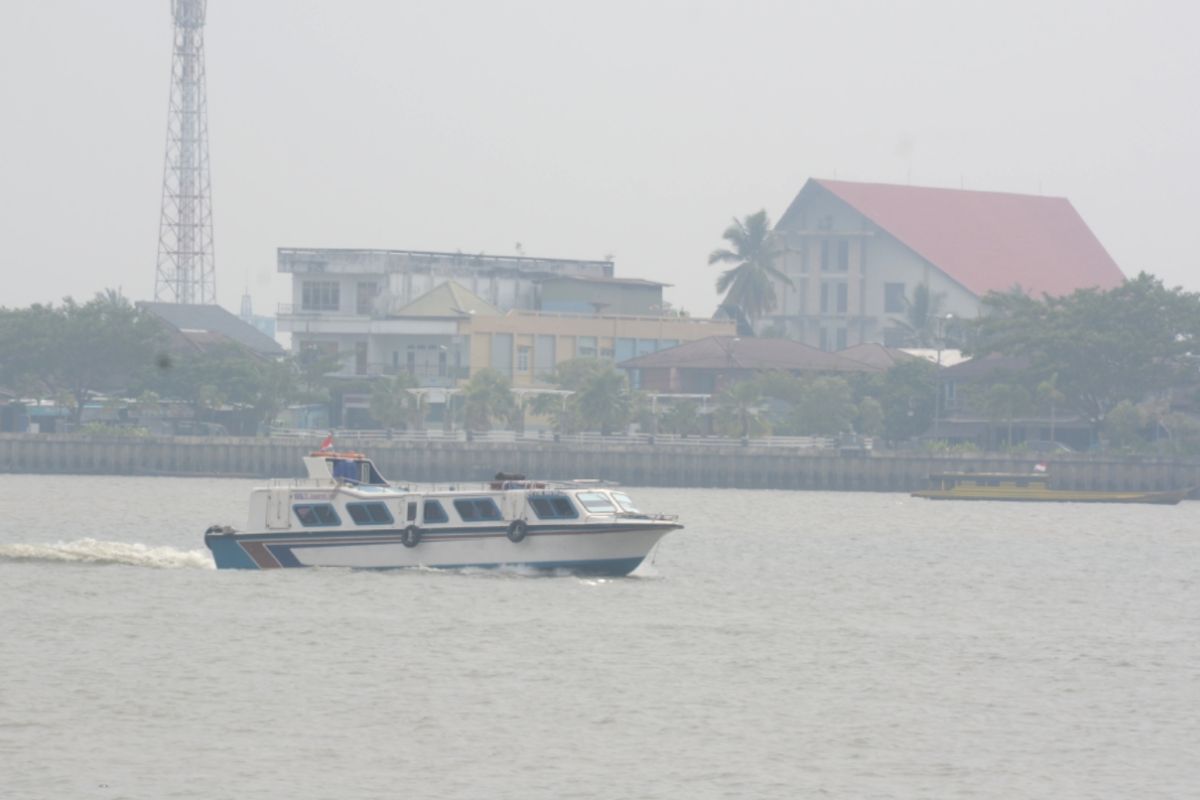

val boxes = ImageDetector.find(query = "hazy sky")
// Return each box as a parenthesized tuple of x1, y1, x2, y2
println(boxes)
(2, 0, 1197, 317)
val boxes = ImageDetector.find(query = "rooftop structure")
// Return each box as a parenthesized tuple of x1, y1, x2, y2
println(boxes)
(140, 301, 284, 358)
(765, 178, 1126, 350)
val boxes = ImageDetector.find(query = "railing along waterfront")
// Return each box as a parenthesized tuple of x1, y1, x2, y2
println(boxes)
(266, 427, 853, 450)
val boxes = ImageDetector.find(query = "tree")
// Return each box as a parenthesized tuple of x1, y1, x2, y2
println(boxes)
(714, 379, 769, 438)
(571, 363, 632, 435)
(659, 400, 701, 437)
(977, 382, 1032, 448)
(461, 368, 516, 431)
(143, 342, 297, 434)
(1103, 400, 1146, 450)
(0, 292, 166, 424)
(370, 373, 424, 430)
(878, 359, 939, 443)
(790, 376, 855, 435)
(969, 273, 1200, 429)
(855, 397, 884, 437)
(709, 210, 791, 326)
(892, 281, 947, 348)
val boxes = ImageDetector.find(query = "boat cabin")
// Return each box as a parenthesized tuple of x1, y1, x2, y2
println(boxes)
(927, 472, 1050, 491)
(302, 451, 388, 486)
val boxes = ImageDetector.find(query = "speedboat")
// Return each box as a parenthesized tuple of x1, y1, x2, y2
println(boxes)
(912, 469, 1189, 504)
(204, 450, 683, 574)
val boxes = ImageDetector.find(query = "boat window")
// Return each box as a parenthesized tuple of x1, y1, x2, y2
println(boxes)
(453, 498, 503, 522)
(528, 494, 579, 520)
(576, 492, 616, 514)
(293, 503, 341, 527)
(423, 500, 449, 524)
(611, 492, 640, 513)
(407, 502, 417, 522)
(346, 502, 393, 525)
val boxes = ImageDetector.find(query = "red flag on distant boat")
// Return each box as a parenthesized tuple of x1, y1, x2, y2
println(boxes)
(1034, 462, 1048, 473)
(319, 433, 334, 451)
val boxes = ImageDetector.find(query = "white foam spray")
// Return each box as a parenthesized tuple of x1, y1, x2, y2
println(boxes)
(0, 538, 214, 569)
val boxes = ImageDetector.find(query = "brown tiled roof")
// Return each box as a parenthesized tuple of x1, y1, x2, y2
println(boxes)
(619, 336, 881, 372)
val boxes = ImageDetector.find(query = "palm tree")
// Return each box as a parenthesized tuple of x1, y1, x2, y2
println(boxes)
(709, 210, 791, 326)
(894, 282, 947, 347)
(572, 365, 632, 435)
(462, 368, 517, 431)
(714, 379, 769, 439)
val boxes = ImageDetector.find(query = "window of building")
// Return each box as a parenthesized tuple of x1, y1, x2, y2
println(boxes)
(614, 338, 636, 363)
(293, 503, 341, 527)
(356, 282, 379, 315)
(576, 492, 616, 514)
(884, 283, 906, 313)
(517, 346, 531, 372)
(820, 240, 831, 271)
(423, 500, 449, 524)
(528, 494, 579, 520)
(301, 281, 340, 312)
(346, 502, 393, 526)
(820, 282, 829, 313)
(837, 240, 849, 271)
(819, 328, 829, 351)
(836, 283, 848, 314)
(836, 327, 848, 350)
(453, 497, 503, 522)
(577, 336, 597, 358)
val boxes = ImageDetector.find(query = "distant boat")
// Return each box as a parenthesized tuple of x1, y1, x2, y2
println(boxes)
(204, 450, 683, 574)
(911, 470, 1189, 505)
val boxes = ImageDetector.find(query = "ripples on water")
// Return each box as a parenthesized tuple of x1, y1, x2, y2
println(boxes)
(1, 474, 1198, 799)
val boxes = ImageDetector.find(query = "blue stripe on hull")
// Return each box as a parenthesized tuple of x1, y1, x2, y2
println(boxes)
(205, 536, 259, 570)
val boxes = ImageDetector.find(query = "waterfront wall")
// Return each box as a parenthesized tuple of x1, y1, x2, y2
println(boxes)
(0, 433, 1197, 493)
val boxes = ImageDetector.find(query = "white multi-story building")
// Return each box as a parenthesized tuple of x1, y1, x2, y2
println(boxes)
(765, 179, 1126, 349)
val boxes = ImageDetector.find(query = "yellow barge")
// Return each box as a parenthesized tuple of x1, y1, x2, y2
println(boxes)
(912, 471, 1190, 504)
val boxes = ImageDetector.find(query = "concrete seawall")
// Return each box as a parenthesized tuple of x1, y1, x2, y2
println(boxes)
(0, 433, 1196, 493)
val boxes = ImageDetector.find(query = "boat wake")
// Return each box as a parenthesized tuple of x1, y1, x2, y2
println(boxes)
(0, 539, 214, 570)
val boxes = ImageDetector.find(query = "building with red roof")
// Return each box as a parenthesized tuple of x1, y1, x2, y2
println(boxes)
(766, 178, 1125, 350)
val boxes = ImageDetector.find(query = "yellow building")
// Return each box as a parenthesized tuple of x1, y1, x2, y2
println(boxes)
(464, 308, 735, 388)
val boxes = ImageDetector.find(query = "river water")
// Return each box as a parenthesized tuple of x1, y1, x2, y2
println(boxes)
(1, 474, 1198, 799)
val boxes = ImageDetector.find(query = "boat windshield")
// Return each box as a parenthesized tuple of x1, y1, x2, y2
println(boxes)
(611, 492, 640, 513)
(576, 492, 616, 514)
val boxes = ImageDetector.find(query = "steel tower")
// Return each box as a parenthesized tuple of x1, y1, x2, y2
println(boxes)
(154, 0, 216, 304)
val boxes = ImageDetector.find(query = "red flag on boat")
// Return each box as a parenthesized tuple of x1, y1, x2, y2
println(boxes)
(319, 433, 334, 451)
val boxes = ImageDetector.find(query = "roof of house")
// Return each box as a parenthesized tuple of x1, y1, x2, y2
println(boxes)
(393, 281, 501, 317)
(138, 302, 284, 357)
(783, 179, 1125, 298)
(618, 336, 881, 373)
(836, 343, 921, 370)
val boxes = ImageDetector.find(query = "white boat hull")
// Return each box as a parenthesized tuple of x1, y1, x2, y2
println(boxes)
(205, 521, 678, 575)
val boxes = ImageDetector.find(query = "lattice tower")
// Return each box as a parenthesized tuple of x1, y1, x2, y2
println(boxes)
(154, 0, 216, 304)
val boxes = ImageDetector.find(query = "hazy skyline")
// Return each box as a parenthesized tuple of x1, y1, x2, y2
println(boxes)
(2, 0, 1197, 317)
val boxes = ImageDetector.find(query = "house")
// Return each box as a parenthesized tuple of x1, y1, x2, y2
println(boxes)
(287, 275, 731, 385)
(277, 247, 727, 387)
(765, 178, 1125, 349)
(932, 354, 1093, 449)
(618, 336, 881, 394)
(138, 302, 285, 359)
